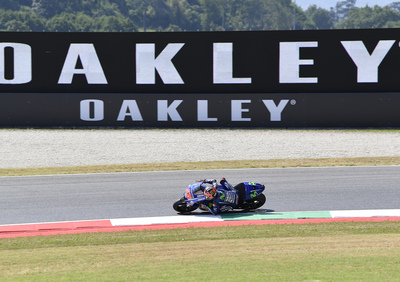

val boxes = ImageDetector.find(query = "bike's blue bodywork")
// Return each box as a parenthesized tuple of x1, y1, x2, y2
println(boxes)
(174, 181, 266, 214)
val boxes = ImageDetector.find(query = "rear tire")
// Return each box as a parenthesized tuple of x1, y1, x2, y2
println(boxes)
(244, 193, 266, 210)
(173, 199, 198, 213)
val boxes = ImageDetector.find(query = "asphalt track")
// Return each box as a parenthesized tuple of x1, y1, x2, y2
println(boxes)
(1, 165, 399, 226)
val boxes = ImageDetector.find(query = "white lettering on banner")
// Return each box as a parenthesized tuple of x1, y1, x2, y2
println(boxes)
(232, 100, 251, 121)
(0, 43, 31, 84)
(341, 40, 395, 83)
(263, 100, 289, 121)
(6, 38, 400, 87)
(80, 99, 292, 122)
(198, 100, 218, 121)
(58, 44, 107, 84)
(117, 100, 143, 121)
(136, 43, 185, 84)
(80, 99, 104, 121)
(279, 41, 318, 84)
(213, 43, 252, 84)
(157, 100, 183, 121)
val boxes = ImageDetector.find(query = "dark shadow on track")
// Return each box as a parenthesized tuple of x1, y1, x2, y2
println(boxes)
(176, 209, 275, 216)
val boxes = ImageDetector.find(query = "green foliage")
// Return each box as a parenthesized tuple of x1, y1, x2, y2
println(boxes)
(0, 9, 45, 31)
(294, 3, 317, 30)
(332, 0, 357, 22)
(306, 5, 333, 29)
(0, 0, 400, 32)
(336, 5, 400, 29)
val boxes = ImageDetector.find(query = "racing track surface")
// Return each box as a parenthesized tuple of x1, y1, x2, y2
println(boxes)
(1, 166, 399, 225)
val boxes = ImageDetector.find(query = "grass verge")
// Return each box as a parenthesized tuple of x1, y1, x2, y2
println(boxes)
(0, 221, 399, 280)
(1, 156, 400, 177)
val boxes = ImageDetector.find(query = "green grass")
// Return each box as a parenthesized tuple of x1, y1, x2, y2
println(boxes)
(1, 156, 400, 177)
(0, 221, 399, 280)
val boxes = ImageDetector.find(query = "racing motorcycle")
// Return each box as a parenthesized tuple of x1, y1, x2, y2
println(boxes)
(173, 181, 266, 214)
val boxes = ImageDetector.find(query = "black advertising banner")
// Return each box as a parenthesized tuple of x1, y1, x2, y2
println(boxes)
(0, 93, 399, 127)
(0, 30, 400, 127)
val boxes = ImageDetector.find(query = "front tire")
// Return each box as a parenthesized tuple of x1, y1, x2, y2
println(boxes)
(173, 199, 198, 213)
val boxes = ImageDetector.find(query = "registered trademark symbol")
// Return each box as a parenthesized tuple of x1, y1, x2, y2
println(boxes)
(290, 99, 296, 105)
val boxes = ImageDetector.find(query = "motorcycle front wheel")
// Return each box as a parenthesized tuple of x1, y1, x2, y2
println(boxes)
(173, 199, 198, 213)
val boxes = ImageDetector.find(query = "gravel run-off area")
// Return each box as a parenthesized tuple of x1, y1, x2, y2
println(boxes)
(0, 129, 399, 168)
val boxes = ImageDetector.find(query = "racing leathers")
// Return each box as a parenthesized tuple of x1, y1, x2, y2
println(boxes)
(194, 178, 239, 215)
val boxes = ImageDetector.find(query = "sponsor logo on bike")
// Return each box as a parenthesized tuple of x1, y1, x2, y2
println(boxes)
(250, 191, 259, 198)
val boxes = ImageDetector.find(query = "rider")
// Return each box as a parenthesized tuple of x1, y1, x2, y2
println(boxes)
(193, 177, 239, 215)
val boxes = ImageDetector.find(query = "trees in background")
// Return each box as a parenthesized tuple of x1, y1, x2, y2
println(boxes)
(336, 4, 400, 28)
(1, 0, 400, 32)
(305, 5, 333, 29)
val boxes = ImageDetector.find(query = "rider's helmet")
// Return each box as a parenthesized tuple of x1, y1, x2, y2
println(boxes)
(204, 185, 217, 201)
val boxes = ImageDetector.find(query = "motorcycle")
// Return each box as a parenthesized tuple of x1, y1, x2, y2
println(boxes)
(173, 181, 266, 214)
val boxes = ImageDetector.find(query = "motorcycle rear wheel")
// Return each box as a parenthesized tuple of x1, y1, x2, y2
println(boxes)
(173, 199, 198, 213)
(244, 193, 266, 210)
